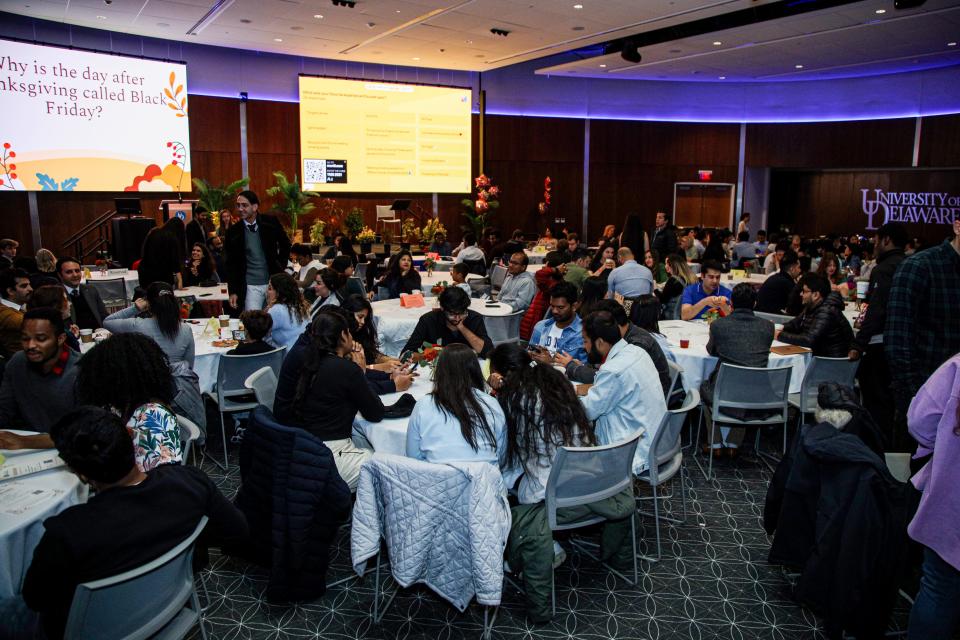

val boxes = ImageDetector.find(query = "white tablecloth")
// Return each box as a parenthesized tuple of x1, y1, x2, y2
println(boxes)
(0, 435, 88, 597)
(189, 322, 241, 393)
(373, 298, 513, 357)
(178, 285, 229, 302)
(524, 249, 547, 264)
(659, 320, 810, 394)
(353, 372, 435, 456)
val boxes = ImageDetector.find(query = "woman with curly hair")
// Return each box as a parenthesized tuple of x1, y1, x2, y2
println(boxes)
(488, 343, 633, 623)
(266, 272, 310, 351)
(182, 242, 219, 287)
(75, 332, 181, 471)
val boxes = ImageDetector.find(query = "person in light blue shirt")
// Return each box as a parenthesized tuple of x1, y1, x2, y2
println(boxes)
(497, 252, 537, 312)
(265, 273, 310, 352)
(606, 247, 654, 299)
(577, 310, 667, 474)
(680, 260, 732, 321)
(529, 281, 587, 364)
(406, 343, 506, 464)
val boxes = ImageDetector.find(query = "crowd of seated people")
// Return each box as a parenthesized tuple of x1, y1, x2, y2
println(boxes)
(1, 206, 958, 638)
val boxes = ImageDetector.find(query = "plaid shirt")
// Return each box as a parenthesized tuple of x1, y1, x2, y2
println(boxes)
(885, 239, 960, 409)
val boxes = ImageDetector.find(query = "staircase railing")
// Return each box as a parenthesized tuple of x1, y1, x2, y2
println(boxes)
(60, 208, 116, 264)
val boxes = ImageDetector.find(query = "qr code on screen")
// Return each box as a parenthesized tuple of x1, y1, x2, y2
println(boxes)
(303, 159, 327, 184)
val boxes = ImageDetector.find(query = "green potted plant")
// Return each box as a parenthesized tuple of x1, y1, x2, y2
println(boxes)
(309, 218, 326, 248)
(266, 171, 318, 242)
(344, 207, 365, 238)
(192, 177, 249, 228)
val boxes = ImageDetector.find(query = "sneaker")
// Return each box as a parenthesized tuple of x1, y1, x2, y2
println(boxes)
(553, 541, 567, 569)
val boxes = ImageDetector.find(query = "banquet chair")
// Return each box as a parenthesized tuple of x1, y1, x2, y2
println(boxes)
(354, 262, 368, 282)
(376, 205, 401, 236)
(788, 356, 859, 423)
(468, 278, 491, 298)
(755, 311, 794, 324)
(694, 363, 792, 480)
(545, 433, 641, 614)
(483, 310, 524, 346)
(244, 366, 279, 409)
(176, 414, 202, 466)
(87, 277, 129, 314)
(204, 348, 285, 469)
(462, 258, 487, 277)
(63, 516, 209, 640)
(489, 264, 508, 289)
(636, 389, 699, 562)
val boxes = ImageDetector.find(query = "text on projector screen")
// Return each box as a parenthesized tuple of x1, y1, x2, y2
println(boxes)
(0, 40, 191, 192)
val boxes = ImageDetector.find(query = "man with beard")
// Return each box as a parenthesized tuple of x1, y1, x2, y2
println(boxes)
(528, 282, 587, 365)
(0, 308, 79, 449)
(576, 310, 667, 474)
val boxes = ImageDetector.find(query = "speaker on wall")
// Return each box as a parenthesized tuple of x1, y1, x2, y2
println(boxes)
(621, 37, 642, 64)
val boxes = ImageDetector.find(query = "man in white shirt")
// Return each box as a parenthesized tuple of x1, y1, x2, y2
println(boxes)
(577, 310, 667, 474)
(453, 232, 486, 265)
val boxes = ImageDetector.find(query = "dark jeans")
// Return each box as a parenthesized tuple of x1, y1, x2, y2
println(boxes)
(908, 547, 960, 640)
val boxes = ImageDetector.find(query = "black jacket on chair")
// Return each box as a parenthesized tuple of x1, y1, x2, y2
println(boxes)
(224, 214, 291, 307)
(233, 406, 352, 603)
(778, 292, 853, 357)
(764, 422, 916, 640)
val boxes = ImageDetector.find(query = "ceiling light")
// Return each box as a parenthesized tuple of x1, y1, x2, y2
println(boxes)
(949, 41, 958, 46)
(240, 18, 251, 23)
(395, 9, 400, 12)
(713, 41, 722, 46)
(599, 64, 606, 68)
(96, 14, 107, 19)
(313, 14, 323, 18)
(290, 25, 302, 30)
(718, 75, 726, 79)
(875, 8, 886, 13)
(157, 22, 169, 26)
(795, 64, 804, 69)
(274, 37, 283, 42)
(365, 21, 375, 28)
(573, 3, 583, 8)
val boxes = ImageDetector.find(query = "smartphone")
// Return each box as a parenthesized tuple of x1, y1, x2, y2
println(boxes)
(199, 293, 212, 297)
(408, 361, 419, 373)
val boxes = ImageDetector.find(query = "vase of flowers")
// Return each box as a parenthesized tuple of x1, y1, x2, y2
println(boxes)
(423, 256, 436, 277)
(410, 342, 443, 367)
(461, 174, 500, 239)
(357, 226, 376, 254)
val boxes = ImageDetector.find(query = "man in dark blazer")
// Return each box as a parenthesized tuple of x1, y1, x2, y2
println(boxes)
(57, 257, 108, 330)
(701, 282, 775, 453)
(225, 190, 291, 311)
(650, 211, 678, 259)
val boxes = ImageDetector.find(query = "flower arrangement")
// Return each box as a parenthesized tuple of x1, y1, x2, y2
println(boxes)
(317, 198, 343, 232)
(401, 218, 421, 243)
(429, 280, 448, 295)
(704, 307, 727, 324)
(538, 176, 551, 215)
(344, 207, 365, 238)
(461, 173, 500, 238)
(410, 341, 443, 364)
(422, 256, 436, 271)
(421, 218, 447, 240)
(179, 300, 193, 319)
(357, 226, 376, 243)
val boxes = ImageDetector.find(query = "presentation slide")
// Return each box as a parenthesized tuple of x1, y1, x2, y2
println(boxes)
(0, 40, 191, 192)
(299, 77, 471, 193)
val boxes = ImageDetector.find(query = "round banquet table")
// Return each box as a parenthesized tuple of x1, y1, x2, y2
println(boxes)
(353, 370, 435, 456)
(83, 269, 141, 300)
(524, 249, 546, 264)
(658, 320, 810, 394)
(0, 432, 88, 597)
(372, 297, 513, 358)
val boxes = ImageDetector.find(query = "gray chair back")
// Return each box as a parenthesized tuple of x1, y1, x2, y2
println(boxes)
(377, 286, 392, 300)
(483, 310, 524, 346)
(215, 348, 286, 407)
(87, 277, 128, 311)
(175, 414, 201, 465)
(545, 433, 641, 531)
(712, 363, 792, 423)
(755, 311, 794, 324)
(666, 360, 683, 401)
(798, 356, 860, 413)
(244, 366, 279, 408)
(64, 516, 208, 640)
(468, 278, 491, 298)
(646, 389, 699, 486)
(489, 264, 508, 289)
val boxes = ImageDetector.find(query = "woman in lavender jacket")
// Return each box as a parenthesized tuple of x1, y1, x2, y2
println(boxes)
(906, 353, 960, 639)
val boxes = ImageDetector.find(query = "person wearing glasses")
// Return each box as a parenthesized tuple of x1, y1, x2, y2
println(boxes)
(401, 286, 494, 358)
(497, 252, 536, 313)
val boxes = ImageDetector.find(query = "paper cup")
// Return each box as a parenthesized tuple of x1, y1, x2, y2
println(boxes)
(856, 281, 869, 298)
(229, 318, 240, 330)
(80, 329, 93, 344)
(218, 314, 230, 328)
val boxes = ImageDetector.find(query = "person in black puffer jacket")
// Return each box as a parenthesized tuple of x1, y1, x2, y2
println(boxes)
(777, 273, 853, 358)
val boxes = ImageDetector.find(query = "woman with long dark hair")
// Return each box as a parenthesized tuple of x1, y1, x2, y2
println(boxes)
(405, 343, 505, 463)
(340, 293, 399, 371)
(138, 227, 184, 290)
(292, 308, 384, 490)
(76, 332, 181, 471)
(630, 294, 676, 362)
(619, 213, 649, 259)
(578, 276, 608, 318)
(266, 272, 310, 351)
(103, 281, 194, 366)
(590, 244, 617, 281)
(182, 242, 219, 287)
(375, 250, 421, 299)
(656, 254, 697, 320)
(310, 268, 346, 315)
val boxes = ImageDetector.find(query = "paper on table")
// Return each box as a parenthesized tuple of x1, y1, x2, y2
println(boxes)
(0, 452, 66, 481)
(0, 481, 65, 516)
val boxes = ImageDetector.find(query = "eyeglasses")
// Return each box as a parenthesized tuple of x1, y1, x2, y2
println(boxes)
(508, 260, 523, 266)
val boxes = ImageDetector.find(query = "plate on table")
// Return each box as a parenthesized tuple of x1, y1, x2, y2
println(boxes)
(211, 339, 239, 348)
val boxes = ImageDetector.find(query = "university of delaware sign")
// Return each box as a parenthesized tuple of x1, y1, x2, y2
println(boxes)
(862, 189, 960, 230)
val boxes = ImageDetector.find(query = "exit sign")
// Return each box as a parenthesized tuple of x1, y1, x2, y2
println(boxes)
(698, 170, 713, 181)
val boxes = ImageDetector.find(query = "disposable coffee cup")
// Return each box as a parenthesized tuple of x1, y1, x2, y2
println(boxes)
(856, 281, 869, 298)
(228, 318, 240, 330)
(80, 329, 93, 344)
(218, 314, 230, 328)
(220, 327, 232, 339)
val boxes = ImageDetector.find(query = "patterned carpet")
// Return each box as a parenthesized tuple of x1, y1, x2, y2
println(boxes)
(190, 433, 911, 640)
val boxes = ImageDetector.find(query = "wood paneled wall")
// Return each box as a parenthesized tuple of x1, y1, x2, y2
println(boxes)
(3, 99, 960, 255)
